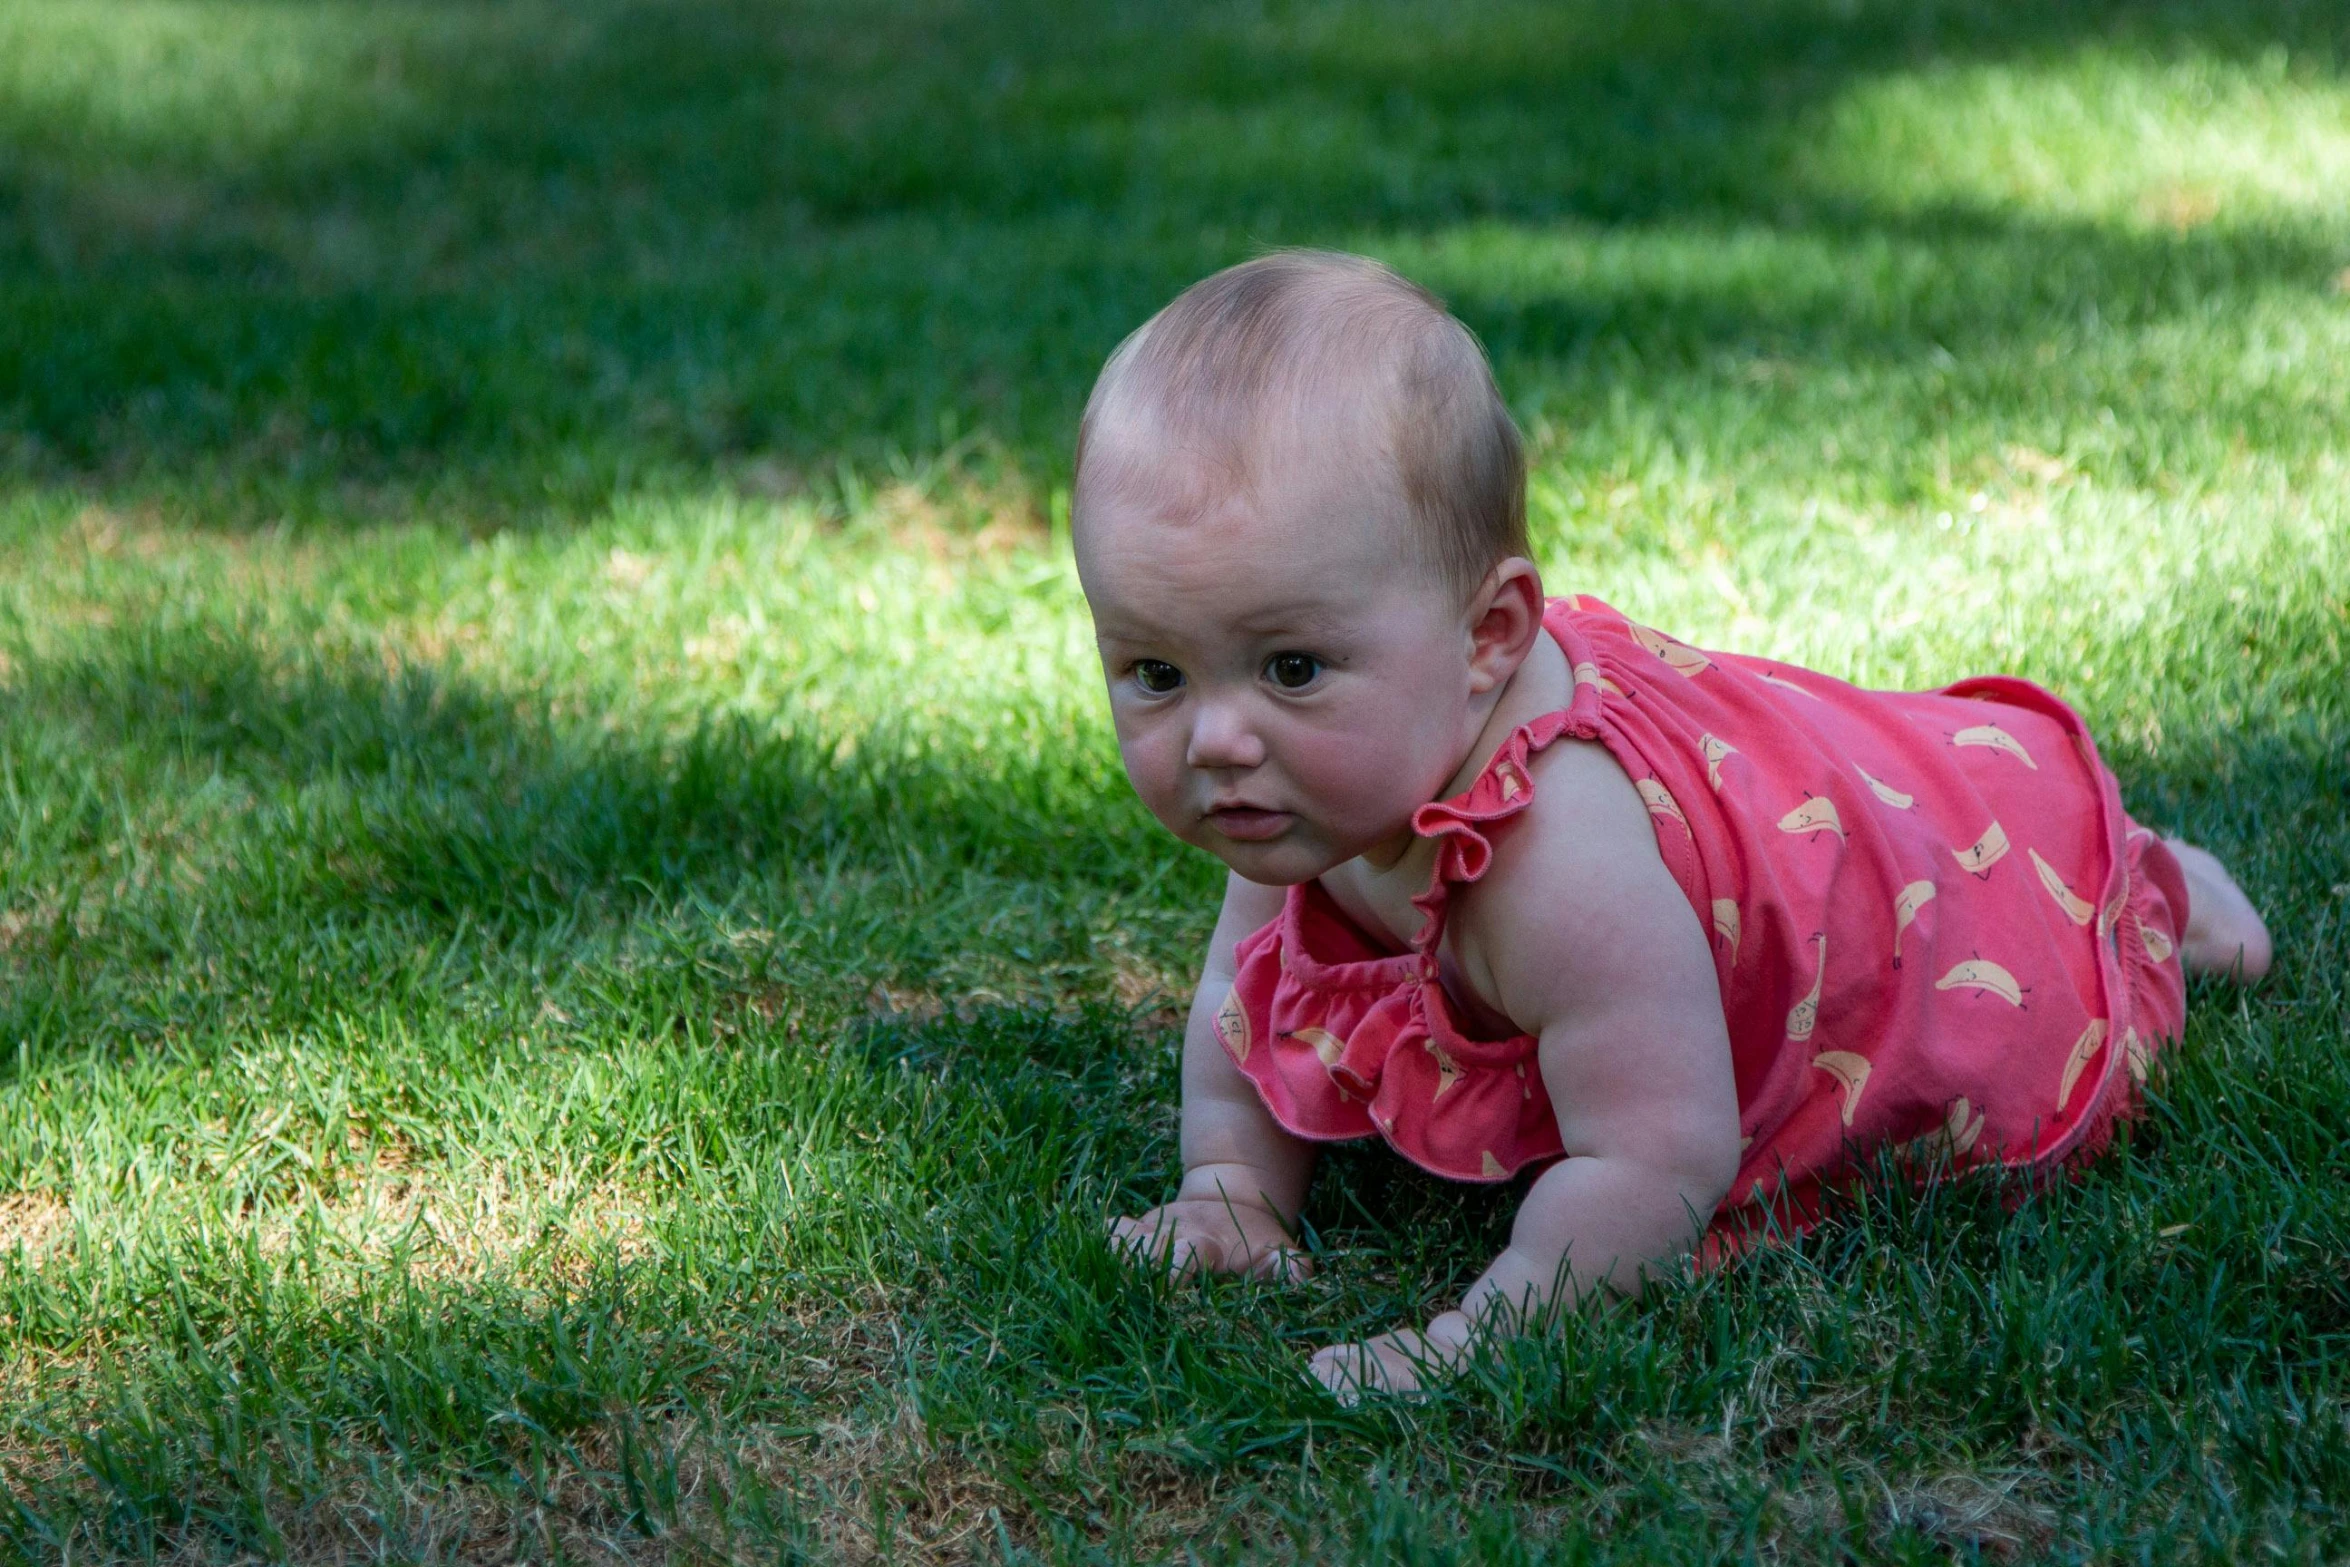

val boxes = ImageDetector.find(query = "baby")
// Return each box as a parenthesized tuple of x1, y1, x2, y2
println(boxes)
(1072, 250, 2271, 1398)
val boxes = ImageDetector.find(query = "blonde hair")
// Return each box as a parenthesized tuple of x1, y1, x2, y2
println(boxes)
(1075, 250, 1527, 593)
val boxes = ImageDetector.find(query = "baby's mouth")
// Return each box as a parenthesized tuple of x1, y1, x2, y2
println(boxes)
(1205, 805, 1293, 842)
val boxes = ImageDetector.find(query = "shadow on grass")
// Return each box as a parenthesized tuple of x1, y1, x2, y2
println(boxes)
(0, 599, 1203, 1067)
(2, 617, 1149, 916)
(1, 0, 2343, 523)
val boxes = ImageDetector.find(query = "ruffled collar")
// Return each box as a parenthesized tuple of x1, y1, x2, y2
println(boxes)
(1278, 705, 1584, 993)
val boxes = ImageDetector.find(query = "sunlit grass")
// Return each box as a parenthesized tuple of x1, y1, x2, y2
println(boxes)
(1800, 44, 2350, 227)
(0, 0, 2345, 1560)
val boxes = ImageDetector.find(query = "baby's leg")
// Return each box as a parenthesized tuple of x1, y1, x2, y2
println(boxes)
(2164, 838, 2272, 982)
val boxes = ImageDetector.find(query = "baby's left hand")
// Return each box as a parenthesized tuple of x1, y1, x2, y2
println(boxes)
(1308, 1309, 1476, 1401)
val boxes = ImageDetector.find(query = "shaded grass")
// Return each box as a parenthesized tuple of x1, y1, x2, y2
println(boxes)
(0, 0, 2346, 1561)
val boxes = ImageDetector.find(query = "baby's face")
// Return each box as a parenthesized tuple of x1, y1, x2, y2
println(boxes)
(1076, 418, 1488, 885)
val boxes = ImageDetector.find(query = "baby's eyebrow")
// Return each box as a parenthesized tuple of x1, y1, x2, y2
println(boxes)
(1093, 599, 1349, 644)
(1089, 619, 1172, 645)
(1226, 602, 1350, 637)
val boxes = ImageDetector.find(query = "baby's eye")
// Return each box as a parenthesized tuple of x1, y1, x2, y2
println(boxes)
(1265, 652, 1323, 690)
(1131, 659, 1184, 695)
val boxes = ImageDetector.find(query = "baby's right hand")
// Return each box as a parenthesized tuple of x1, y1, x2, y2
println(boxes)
(1109, 1177, 1310, 1282)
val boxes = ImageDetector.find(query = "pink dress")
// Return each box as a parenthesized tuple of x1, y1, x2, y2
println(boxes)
(1213, 596, 2190, 1256)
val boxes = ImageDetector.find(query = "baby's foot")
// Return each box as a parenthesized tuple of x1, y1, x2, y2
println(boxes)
(1308, 1310, 1474, 1403)
(2164, 837, 2272, 982)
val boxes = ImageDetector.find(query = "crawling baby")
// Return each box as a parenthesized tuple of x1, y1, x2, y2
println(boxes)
(1073, 250, 2271, 1398)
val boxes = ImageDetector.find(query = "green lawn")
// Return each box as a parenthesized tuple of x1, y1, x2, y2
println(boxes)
(1, 0, 2346, 1560)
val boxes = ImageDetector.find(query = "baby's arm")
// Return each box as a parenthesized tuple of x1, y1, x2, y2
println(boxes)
(1310, 740, 1741, 1396)
(1110, 872, 1317, 1279)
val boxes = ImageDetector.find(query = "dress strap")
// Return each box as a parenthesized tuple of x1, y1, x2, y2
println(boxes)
(1403, 706, 1583, 962)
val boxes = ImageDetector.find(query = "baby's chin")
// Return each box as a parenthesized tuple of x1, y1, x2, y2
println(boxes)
(1195, 824, 1389, 888)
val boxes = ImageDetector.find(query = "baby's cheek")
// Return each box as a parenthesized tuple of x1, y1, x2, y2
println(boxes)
(1116, 727, 1190, 823)
(1279, 725, 1398, 824)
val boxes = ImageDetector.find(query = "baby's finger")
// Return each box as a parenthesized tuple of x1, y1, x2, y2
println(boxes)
(1249, 1245, 1313, 1284)
(1163, 1232, 1214, 1278)
(1107, 1213, 1174, 1266)
(1309, 1336, 1440, 1402)
(1306, 1343, 1377, 1406)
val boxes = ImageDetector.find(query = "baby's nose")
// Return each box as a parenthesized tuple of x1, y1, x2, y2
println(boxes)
(1185, 700, 1267, 771)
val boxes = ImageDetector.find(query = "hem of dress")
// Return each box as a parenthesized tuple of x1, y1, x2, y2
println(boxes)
(1934, 681, 2185, 1177)
(1699, 825, 2191, 1268)
(1221, 1033, 1551, 1184)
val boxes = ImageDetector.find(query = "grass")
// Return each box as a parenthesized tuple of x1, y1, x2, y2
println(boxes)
(0, 0, 2346, 1559)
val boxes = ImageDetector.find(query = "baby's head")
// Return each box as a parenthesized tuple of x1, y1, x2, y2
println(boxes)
(1073, 251, 1543, 885)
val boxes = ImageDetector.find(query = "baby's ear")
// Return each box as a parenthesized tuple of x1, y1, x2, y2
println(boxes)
(1466, 559, 1546, 694)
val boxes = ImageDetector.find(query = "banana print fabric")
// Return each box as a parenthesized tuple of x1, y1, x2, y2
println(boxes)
(1214, 596, 2189, 1257)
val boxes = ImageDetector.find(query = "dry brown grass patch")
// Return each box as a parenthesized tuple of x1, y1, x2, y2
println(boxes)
(0, 1193, 71, 1263)
(854, 468, 1052, 563)
(2139, 184, 2223, 232)
(237, 1158, 662, 1291)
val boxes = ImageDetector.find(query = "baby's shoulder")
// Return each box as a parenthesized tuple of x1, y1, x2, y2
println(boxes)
(1446, 733, 1717, 1030)
(1496, 734, 1670, 892)
(1454, 739, 1681, 942)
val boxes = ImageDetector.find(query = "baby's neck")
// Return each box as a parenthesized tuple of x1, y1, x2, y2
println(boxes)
(1352, 627, 1571, 876)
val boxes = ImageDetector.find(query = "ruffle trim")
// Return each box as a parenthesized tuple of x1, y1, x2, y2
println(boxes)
(1405, 708, 1579, 906)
